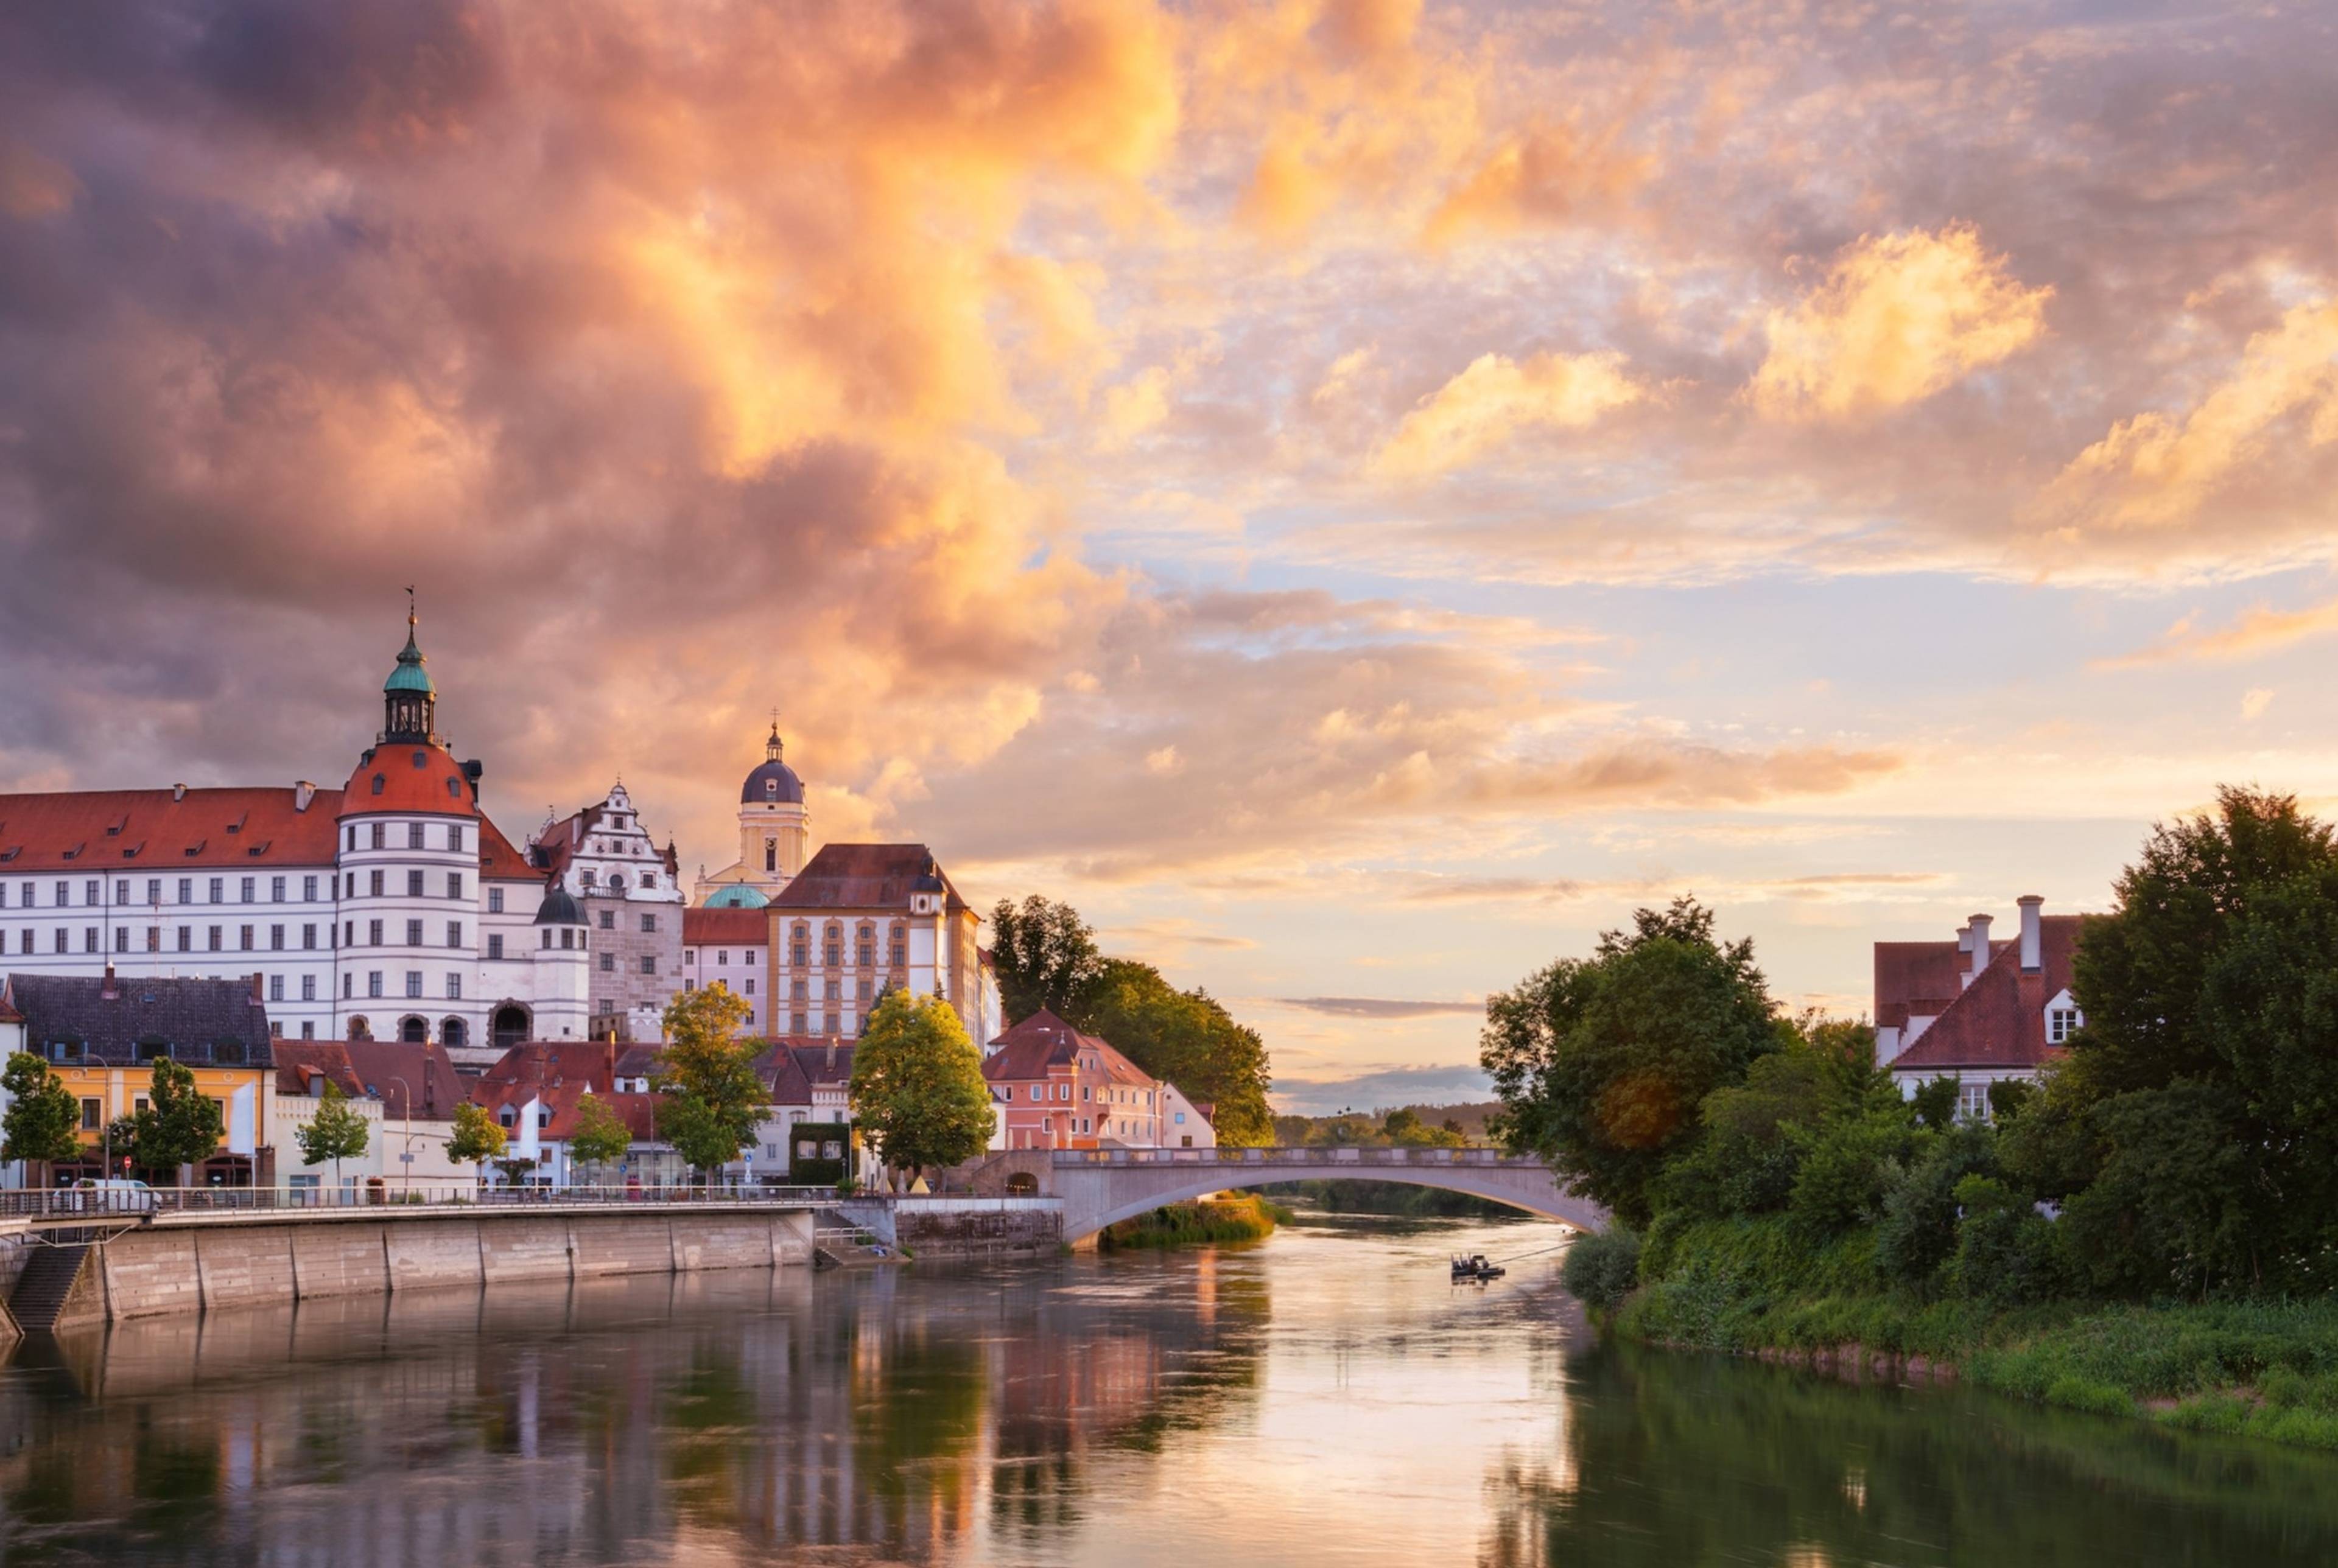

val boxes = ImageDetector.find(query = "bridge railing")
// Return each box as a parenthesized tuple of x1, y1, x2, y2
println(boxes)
(0, 1183, 841, 1221)
(1047, 1146, 1546, 1169)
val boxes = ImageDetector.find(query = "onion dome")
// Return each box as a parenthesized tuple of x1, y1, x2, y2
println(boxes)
(742, 723, 806, 805)
(533, 886, 586, 926)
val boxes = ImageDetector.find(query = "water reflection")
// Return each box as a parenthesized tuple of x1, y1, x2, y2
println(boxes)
(0, 1219, 2331, 1566)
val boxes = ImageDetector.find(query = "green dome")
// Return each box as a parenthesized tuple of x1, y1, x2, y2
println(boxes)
(384, 620, 435, 696)
(703, 883, 770, 909)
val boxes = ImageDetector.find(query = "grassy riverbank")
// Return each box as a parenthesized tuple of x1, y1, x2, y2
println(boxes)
(1579, 1220, 2338, 1449)
(1098, 1194, 1287, 1249)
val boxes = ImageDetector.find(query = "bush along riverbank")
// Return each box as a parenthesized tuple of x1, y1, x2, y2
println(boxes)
(1501, 792, 2338, 1454)
(1098, 1194, 1287, 1250)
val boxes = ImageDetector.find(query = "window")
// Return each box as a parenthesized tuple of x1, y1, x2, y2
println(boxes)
(405, 971, 423, 998)
(55, 880, 68, 906)
(208, 877, 223, 903)
(370, 919, 384, 945)
(303, 875, 318, 901)
(2048, 1007, 2081, 1044)
(857, 977, 872, 1001)
(598, 909, 615, 930)
(599, 952, 616, 973)
(581, 870, 595, 887)
(269, 975, 284, 1002)
(368, 971, 384, 998)
(743, 977, 755, 995)
(370, 870, 385, 897)
(823, 1012, 838, 1034)
(890, 928, 906, 966)
(207, 925, 222, 951)
(345, 975, 353, 998)
(114, 878, 128, 905)
(745, 950, 758, 966)
(270, 876, 286, 902)
(370, 824, 385, 850)
(824, 927, 841, 965)
(303, 923, 317, 950)
(1957, 1081, 1992, 1122)
(717, 950, 729, 967)
(1030, 1085, 1041, 1101)
(560, 929, 575, 950)
(53, 929, 66, 953)
(146, 927, 159, 952)
(824, 979, 841, 1001)
(84, 879, 99, 906)
(177, 925, 191, 951)
(270, 924, 284, 950)
(499, 1107, 516, 1129)
(405, 920, 423, 946)
(791, 979, 808, 1001)
(446, 973, 462, 1000)
(488, 934, 504, 960)
(407, 870, 424, 897)
(446, 920, 462, 948)
(114, 928, 129, 953)
(447, 872, 463, 900)
(238, 924, 254, 951)
(177, 878, 192, 904)
(301, 1022, 315, 1039)
(448, 825, 465, 853)
(791, 1012, 808, 1032)
(146, 878, 161, 905)
(857, 926, 875, 966)
(409, 823, 426, 850)
(240, 876, 255, 902)
(640, 912, 656, 934)
(790, 923, 809, 965)
(301, 974, 316, 1002)
(80, 1097, 101, 1131)
(639, 955, 656, 975)
(488, 887, 504, 914)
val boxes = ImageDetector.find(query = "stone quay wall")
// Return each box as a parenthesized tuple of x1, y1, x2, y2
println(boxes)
(894, 1199, 1061, 1258)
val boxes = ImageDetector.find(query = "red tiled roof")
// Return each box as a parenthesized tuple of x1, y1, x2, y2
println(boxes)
(476, 814, 538, 881)
(1890, 915, 2086, 1073)
(983, 1009, 1154, 1090)
(339, 744, 479, 819)
(0, 785, 340, 872)
(684, 906, 767, 945)
(469, 1074, 661, 1140)
(274, 1041, 365, 1098)
(341, 1038, 467, 1120)
(475, 1040, 623, 1095)
(1872, 939, 1991, 1032)
(770, 844, 966, 915)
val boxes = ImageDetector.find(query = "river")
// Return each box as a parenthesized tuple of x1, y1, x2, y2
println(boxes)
(1, 1210, 2331, 1564)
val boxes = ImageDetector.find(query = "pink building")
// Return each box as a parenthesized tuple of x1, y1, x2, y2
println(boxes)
(983, 1010, 1164, 1150)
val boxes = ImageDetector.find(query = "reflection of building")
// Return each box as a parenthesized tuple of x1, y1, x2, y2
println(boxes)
(1874, 897, 2084, 1117)
(693, 726, 810, 907)
(767, 844, 991, 1040)
(983, 1009, 1165, 1151)
(0, 971, 277, 1185)
(532, 783, 686, 1040)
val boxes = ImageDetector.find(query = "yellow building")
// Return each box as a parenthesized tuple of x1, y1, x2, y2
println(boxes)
(1, 970, 279, 1185)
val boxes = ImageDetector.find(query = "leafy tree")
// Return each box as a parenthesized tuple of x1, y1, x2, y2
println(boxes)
(102, 1114, 144, 1177)
(989, 895, 1106, 1023)
(1078, 959, 1274, 1146)
(568, 1092, 634, 1181)
(1481, 897, 1782, 1227)
(293, 1082, 370, 1193)
(1382, 1107, 1466, 1148)
(1561, 1228, 1643, 1313)
(138, 1058, 225, 1186)
(446, 1101, 507, 1182)
(2, 1052, 83, 1185)
(653, 984, 764, 1180)
(1872, 1124, 1996, 1291)
(1657, 1018, 1886, 1222)
(850, 989, 995, 1180)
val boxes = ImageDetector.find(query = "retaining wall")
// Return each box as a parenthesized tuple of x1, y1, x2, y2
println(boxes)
(896, 1203, 1061, 1258)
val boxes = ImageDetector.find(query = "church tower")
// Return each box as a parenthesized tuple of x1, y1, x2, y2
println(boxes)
(692, 723, 810, 905)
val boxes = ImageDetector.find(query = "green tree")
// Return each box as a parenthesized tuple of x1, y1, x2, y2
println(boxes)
(1481, 897, 1781, 1228)
(654, 984, 765, 1181)
(293, 1082, 370, 1194)
(1656, 1019, 1886, 1223)
(138, 1058, 225, 1186)
(2, 1052, 83, 1186)
(1383, 1107, 1466, 1148)
(849, 989, 995, 1181)
(1077, 959, 1274, 1146)
(569, 1091, 634, 1182)
(988, 895, 1106, 1023)
(446, 1100, 507, 1183)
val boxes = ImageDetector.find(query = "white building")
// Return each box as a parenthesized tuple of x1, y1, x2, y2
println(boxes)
(1875, 896, 2087, 1119)
(679, 906, 768, 1034)
(532, 782, 686, 1038)
(0, 609, 598, 1052)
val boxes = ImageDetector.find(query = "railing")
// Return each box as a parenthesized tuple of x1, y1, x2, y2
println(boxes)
(0, 1183, 843, 1221)
(1047, 1146, 1545, 1169)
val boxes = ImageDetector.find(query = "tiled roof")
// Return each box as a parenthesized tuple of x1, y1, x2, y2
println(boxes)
(684, 906, 767, 945)
(770, 844, 967, 915)
(1889, 915, 2086, 1073)
(338, 744, 479, 819)
(983, 1009, 1154, 1089)
(0, 785, 340, 873)
(469, 1074, 661, 1141)
(476, 1040, 622, 1094)
(341, 1038, 467, 1120)
(4, 972, 275, 1067)
(613, 1043, 663, 1080)
(476, 814, 538, 881)
(1872, 939, 1987, 1032)
(273, 1041, 365, 1098)
(748, 1038, 856, 1097)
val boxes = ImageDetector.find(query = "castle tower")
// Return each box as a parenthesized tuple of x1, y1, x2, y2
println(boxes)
(693, 723, 809, 906)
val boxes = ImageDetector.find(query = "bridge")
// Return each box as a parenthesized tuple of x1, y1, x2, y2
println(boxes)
(967, 1146, 1609, 1243)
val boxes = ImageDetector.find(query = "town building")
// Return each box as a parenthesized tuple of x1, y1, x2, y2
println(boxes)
(766, 843, 994, 1041)
(0, 609, 608, 1054)
(1160, 1082, 1216, 1150)
(736, 1038, 861, 1184)
(270, 1040, 385, 1199)
(1874, 897, 2086, 1117)
(983, 1009, 1164, 1151)
(0, 971, 278, 1185)
(467, 1040, 678, 1188)
(692, 725, 810, 907)
(679, 906, 768, 1034)
(530, 782, 686, 1040)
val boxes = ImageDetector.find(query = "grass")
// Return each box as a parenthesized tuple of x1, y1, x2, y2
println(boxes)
(1098, 1194, 1285, 1250)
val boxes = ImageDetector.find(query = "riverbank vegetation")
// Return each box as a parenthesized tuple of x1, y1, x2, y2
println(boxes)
(1512, 789, 2338, 1449)
(1098, 1194, 1285, 1249)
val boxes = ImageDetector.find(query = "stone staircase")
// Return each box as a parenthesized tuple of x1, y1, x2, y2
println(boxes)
(10, 1244, 91, 1332)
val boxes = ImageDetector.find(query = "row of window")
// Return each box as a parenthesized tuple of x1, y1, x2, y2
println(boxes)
(683, 948, 762, 967)
(342, 869, 465, 900)
(778, 922, 910, 969)
(595, 909, 659, 933)
(9, 875, 327, 909)
(577, 869, 663, 891)
(1016, 1081, 1154, 1105)
(340, 919, 466, 949)
(789, 977, 876, 1003)
(596, 953, 662, 975)
(9, 922, 327, 956)
(344, 822, 467, 853)
(341, 970, 465, 1001)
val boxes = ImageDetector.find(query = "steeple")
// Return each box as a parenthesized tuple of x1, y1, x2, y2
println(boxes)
(766, 712, 784, 763)
(381, 589, 440, 744)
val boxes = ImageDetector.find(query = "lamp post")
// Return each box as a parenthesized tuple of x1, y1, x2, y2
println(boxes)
(386, 1074, 415, 1200)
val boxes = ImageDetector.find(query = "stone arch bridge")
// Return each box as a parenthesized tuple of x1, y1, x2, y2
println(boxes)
(965, 1146, 1608, 1244)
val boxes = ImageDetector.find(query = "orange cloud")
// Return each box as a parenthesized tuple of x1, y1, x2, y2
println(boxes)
(2097, 596, 2338, 668)
(1748, 225, 2052, 419)
(1371, 349, 1643, 478)
(1423, 118, 1652, 244)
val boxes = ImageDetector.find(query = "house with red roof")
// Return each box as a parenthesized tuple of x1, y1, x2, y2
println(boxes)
(983, 1010, 1167, 1152)
(468, 1039, 679, 1187)
(1875, 897, 2089, 1119)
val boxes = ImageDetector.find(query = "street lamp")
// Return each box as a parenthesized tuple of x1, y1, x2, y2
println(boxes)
(386, 1074, 416, 1200)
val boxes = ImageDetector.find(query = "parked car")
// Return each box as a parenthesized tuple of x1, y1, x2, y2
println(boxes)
(69, 1178, 156, 1214)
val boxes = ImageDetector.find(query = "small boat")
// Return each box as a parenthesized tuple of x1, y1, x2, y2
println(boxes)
(1450, 1253, 1505, 1281)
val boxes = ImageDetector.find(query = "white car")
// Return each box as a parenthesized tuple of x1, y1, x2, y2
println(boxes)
(69, 1178, 156, 1214)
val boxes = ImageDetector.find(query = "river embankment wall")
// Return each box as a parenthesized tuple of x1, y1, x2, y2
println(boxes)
(58, 1209, 820, 1329)
(892, 1199, 1061, 1258)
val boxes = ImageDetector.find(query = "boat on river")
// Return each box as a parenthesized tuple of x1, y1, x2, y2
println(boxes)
(1450, 1253, 1504, 1281)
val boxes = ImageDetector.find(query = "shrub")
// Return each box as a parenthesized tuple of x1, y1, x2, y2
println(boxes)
(1562, 1227, 1643, 1312)
(1873, 1125, 1995, 1291)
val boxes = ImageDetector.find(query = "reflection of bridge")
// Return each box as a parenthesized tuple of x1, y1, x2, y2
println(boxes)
(969, 1147, 1609, 1244)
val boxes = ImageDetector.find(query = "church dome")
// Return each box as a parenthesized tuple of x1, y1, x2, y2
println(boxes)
(533, 886, 586, 926)
(742, 724, 805, 805)
(703, 883, 771, 909)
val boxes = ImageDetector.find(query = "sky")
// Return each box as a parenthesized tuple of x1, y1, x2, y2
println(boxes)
(4, 1, 2337, 1114)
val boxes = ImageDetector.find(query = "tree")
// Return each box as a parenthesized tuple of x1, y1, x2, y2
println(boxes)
(989, 895, 1108, 1024)
(2, 1052, 83, 1187)
(569, 1092, 633, 1183)
(653, 984, 764, 1181)
(294, 1082, 370, 1195)
(1077, 959, 1274, 1147)
(849, 989, 995, 1181)
(139, 1058, 225, 1187)
(1383, 1108, 1466, 1149)
(1481, 897, 1781, 1228)
(446, 1101, 507, 1184)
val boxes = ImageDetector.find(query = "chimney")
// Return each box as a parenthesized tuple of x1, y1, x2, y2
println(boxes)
(1954, 922, 1972, 957)
(293, 781, 316, 811)
(1967, 914, 1993, 982)
(2018, 895, 2043, 972)
(101, 964, 118, 1001)
(172, 783, 187, 802)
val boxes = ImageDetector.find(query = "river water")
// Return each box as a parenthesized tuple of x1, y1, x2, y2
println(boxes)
(1, 1211, 2332, 1565)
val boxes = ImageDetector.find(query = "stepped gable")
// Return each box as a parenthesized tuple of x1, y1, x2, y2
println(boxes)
(0, 784, 340, 873)
(770, 843, 966, 914)
(5, 973, 275, 1066)
(1889, 915, 2085, 1072)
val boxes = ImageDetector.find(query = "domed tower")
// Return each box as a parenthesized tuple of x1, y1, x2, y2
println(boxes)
(530, 884, 589, 1040)
(739, 723, 809, 889)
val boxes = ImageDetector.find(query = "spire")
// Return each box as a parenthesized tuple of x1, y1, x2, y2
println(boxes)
(766, 709, 784, 762)
(381, 590, 440, 744)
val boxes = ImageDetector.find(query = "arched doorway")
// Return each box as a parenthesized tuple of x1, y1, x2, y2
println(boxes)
(346, 1015, 372, 1041)
(399, 1016, 428, 1044)
(492, 1004, 530, 1049)
(441, 1017, 468, 1049)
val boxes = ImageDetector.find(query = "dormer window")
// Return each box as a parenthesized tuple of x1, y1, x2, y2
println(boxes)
(2048, 1007, 2081, 1043)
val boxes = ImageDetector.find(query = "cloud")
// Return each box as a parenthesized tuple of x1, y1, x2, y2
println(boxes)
(1370, 349, 1643, 478)
(1424, 117, 1652, 244)
(2037, 301, 2338, 533)
(2096, 596, 2338, 668)
(1271, 996, 1484, 1018)
(2242, 688, 2275, 721)
(1747, 225, 2052, 420)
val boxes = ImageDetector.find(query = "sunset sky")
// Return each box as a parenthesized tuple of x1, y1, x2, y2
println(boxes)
(5, 1, 2336, 1111)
